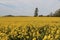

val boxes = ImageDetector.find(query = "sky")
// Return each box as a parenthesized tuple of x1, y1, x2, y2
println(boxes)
(0, 0, 60, 16)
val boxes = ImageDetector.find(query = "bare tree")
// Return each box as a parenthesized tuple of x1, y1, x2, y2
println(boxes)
(49, 12, 53, 17)
(53, 9, 60, 17)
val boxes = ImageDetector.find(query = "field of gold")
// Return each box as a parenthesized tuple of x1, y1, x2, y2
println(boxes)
(0, 17, 60, 40)
(0, 17, 60, 26)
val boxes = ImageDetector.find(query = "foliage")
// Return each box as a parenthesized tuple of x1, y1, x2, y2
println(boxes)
(0, 25, 60, 40)
(34, 8, 38, 17)
(53, 9, 60, 17)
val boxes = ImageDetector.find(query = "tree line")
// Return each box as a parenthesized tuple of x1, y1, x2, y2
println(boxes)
(34, 8, 60, 17)
(3, 8, 60, 17)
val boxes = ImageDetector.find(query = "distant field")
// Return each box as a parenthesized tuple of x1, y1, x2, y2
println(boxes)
(0, 17, 60, 26)
(0, 17, 60, 40)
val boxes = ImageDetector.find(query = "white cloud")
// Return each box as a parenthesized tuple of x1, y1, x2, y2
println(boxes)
(0, 0, 60, 16)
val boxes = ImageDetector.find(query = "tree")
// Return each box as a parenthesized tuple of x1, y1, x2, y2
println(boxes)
(4, 15, 14, 17)
(49, 12, 53, 17)
(53, 9, 60, 17)
(34, 8, 38, 17)
(39, 15, 43, 17)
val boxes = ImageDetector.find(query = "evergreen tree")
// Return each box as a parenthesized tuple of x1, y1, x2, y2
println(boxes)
(34, 8, 38, 17)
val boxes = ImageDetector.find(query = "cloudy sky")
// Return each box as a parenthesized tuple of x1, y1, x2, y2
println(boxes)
(0, 0, 60, 16)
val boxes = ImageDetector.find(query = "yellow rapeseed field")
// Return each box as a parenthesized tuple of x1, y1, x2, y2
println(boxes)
(0, 17, 60, 40)
(0, 17, 60, 26)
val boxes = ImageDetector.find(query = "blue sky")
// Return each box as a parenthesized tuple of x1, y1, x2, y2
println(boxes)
(0, 0, 60, 16)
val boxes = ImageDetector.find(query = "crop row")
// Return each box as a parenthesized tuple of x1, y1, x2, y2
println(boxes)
(0, 25, 60, 40)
